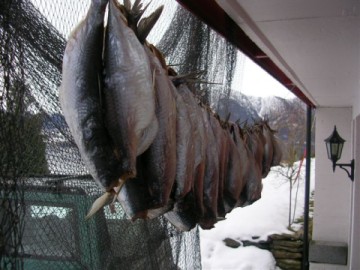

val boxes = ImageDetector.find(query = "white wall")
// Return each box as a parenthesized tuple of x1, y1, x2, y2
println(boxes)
(312, 107, 352, 269)
(349, 114, 360, 269)
(353, 88, 360, 118)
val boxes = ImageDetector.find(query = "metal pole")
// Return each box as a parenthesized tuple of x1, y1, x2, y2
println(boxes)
(302, 105, 312, 270)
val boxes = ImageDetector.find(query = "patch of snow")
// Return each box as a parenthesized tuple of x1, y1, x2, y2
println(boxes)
(200, 159, 315, 269)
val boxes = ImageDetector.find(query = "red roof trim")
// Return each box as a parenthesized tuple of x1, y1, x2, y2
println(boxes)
(175, 0, 316, 108)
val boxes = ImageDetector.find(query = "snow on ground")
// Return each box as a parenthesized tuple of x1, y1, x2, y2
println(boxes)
(200, 159, 315, 270)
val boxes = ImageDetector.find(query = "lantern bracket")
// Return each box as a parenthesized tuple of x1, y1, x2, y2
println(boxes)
(333, 159, 355, 181)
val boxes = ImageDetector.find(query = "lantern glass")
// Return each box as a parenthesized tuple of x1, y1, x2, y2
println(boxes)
(336, 143, 343, 160)
(324, 126, 345, 163)
(325, 141, 331, 159)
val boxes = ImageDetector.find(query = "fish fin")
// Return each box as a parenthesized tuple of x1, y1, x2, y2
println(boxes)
(137, 116, 159, 155)
(123, 0, 132, 11)
(171, 70, 205, 86)
(85, 191, 114, 220)
(132, 0, 151, 23)
(122, 0, 151, 30)
(111, 179, 126, 203)
(137, 5, 164, 43)
(85, 177, 128, 220)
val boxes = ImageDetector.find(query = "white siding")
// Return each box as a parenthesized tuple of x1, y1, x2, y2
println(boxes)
(311, 107, 352, 269)
(349, 114, 360, 269)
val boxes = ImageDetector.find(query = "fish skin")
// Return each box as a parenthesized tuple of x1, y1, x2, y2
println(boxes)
(240, 127, 263, 205)
(115, 159, 151, 220)
(176, 84, 204, 169)
(246, 126, 266, 174)
(115, 45, 177, 220)
(271, 135, 283, 166)
(59, 0, 121, 191)
(164, 203, 197, 231)
(169, 84, 195, 199)
(115, 158, 171, 220)
(138, 45, 177, 210)
(104, 0, 158, 179)
(199, 108, 219, 230)
(262, 123, 274, 177)
(164, 83, 203, 231)
(223, 126, 244, 213)
(180, 88, 207, 219)
(209, 116, 229, 218)
(191, 104, 207, 219)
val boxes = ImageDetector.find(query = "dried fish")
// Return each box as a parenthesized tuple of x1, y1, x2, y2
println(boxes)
(223, 125, 244, 212)
(104, 0, 158, 181)
(59, 0, 121, 191)
(164, 83, 204, 231)
(198, 108, 219, 229)
(241, 127, 263, 205)
(209, 115, 229, 218)
(170, 84, 195, 199)
(262, 122, 275, 177)
(272, 135, 283, 166)
(136, 45, 177, 211)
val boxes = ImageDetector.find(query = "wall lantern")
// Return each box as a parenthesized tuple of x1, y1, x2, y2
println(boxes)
(324, 126, 354, 181)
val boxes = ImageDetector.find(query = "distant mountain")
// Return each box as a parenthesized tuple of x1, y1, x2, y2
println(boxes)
(217, 95, 261, 125)
(216, 93, 309, 161)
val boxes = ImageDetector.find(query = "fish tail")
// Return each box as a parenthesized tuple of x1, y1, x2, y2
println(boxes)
(137, 5, 164, 43)
(85, 178, 127, 220)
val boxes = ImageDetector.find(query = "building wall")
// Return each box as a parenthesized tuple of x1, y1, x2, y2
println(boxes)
(349, 114, 360, 269)
(311, 107, 352, 269)
(353, 84, 360, 118)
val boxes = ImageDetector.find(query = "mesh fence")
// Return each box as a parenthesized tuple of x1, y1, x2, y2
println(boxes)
(0, 0, 240, 269)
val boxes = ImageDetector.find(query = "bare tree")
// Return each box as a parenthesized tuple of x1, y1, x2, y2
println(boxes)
(274, 145, 304, 227)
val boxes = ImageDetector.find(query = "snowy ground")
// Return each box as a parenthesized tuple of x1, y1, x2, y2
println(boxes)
(200, 159, 315, 270)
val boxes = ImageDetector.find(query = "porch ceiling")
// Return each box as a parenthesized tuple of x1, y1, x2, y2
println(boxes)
(215, 0, 360, 107)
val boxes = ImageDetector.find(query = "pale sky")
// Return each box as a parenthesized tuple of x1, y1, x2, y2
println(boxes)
(233, 56, 295, 99)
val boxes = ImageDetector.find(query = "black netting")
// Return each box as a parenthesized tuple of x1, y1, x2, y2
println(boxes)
(1, 0, 241, 268)
(158, 6, 238, 107)
(0, 0, 218, 269)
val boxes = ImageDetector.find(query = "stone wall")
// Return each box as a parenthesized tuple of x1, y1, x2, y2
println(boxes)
(269, 233, 303, 270)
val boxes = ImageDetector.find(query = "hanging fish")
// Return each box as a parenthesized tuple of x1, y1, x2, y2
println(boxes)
(103, 0, 158, 182)
(133, 45, 177, 213)
(163, 193, 198, 231)
(261, 121, 274, 177)
(223, 125, 244, 212)
(209, 115, 229, 218)
(176, 84, 204, 168)
(164, 83, 205, 231)
(240, 127, 263, 205)
(112, 15, 175, 220)
(86, 0, 167, 220)
(247, 124, 266, 175)
(199, 108, 219, 229)
(115, 157, 172, 220)
(59, 0, 122, 192)
(170, 85, 195, 199)
(271, 134, 283, 166)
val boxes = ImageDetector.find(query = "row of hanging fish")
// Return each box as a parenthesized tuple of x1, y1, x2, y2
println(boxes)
(59, 0, 282, 231)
